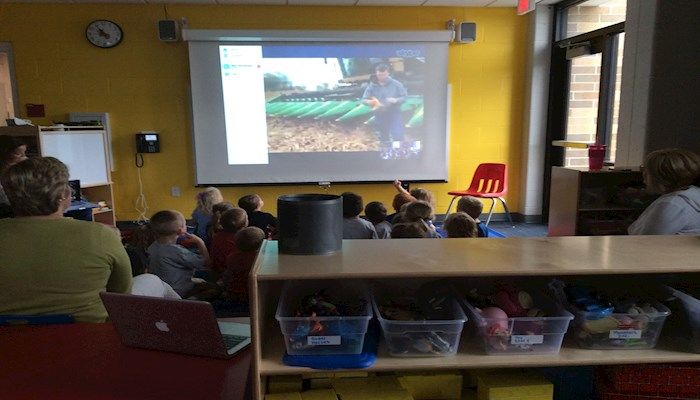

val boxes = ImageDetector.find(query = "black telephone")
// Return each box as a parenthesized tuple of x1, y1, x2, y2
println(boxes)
(135, 132, 160, 153)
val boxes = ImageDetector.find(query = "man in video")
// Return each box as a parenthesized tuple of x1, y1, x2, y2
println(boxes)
(362, 63, 408, 155)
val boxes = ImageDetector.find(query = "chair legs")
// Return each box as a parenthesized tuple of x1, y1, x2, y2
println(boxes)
(445, 196, 459, 217)
(499, 197, 514, 226)
(484, 197, 514, 227)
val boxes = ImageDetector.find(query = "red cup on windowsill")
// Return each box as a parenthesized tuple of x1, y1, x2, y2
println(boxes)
(588, 144, 606, 171)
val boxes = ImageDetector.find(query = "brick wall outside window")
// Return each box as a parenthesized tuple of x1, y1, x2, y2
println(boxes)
(564, 0, 626, 167)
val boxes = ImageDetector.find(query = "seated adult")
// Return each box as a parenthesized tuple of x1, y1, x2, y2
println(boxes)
(0, 135, 28, 217)
(628, 148, 700, 235)
(0, 157, 132, 322)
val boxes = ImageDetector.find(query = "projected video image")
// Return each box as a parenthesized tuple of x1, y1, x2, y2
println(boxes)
(262, 48, 425, 160)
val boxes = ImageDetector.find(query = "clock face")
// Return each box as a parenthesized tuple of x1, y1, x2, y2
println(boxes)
(86, 20, 123, 48)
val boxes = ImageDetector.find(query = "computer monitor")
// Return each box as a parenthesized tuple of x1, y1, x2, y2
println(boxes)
(68, 180, 81, 202)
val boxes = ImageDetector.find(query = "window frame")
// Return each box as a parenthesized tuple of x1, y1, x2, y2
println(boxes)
(542, 0, 625, 221)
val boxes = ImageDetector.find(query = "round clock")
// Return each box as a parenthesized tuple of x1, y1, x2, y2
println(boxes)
(85, 20, 123, 49)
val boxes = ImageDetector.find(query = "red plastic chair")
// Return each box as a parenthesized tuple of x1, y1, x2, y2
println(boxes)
(445, 163, 513, 226)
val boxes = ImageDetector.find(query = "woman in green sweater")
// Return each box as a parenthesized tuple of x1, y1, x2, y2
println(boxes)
(0, 157, 132, 322)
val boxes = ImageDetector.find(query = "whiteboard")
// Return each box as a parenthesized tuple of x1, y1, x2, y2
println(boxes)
(40, 129, 109, 186)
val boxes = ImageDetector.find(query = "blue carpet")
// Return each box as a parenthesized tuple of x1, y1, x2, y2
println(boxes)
(435, 222, 547, 238)
(487, 221, 548, 237)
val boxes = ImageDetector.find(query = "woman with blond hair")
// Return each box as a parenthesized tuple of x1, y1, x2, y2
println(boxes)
(628, 148, 700, 235)
(0, 157, 131, 322)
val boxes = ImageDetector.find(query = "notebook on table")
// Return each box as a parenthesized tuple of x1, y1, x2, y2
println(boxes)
(100, 292, 250, 359)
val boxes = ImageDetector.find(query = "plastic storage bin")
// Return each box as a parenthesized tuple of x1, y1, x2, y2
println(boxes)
(461, 293, 573, 355)
(551, 283, 671, 350)
(372, 295, 467, 357)
(666, 286, 700, 353)
(275, 281, 372, 356)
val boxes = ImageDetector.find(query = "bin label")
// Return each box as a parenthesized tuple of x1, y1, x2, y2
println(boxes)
(609, 330, 642, 339)
(308, 335, 341, 345)
(511, 335, 544, 345)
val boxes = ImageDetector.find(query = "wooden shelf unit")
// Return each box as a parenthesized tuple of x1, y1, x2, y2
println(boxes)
(0, 125, 116, 226)
(250, 237, 700, 400)
(548, 166, 650, 236)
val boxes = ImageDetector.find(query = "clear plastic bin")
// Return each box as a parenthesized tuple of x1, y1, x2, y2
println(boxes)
(461, 293, 573, 355)
(551, 283, 671, 350)
(372, 295, 467, 357)
(275, 281, 372, 356)
(666, 286, 700, 353)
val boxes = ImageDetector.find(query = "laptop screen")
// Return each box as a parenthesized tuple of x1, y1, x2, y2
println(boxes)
(68, 180, 81, 202)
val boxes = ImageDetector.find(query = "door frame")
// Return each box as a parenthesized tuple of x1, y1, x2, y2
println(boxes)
(0, 42, 20, 119)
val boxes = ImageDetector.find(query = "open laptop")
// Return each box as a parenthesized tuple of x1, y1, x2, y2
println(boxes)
(100, 292, 251, 359)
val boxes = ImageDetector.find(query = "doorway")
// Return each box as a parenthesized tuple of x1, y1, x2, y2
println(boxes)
(0, 43, 19, 124)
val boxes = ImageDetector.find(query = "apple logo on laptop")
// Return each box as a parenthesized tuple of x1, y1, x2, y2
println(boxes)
(155, 320, 170, 332)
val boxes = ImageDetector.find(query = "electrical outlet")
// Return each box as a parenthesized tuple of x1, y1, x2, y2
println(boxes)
(171, 186, 181, 197)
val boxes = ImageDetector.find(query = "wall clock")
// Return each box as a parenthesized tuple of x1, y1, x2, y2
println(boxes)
(86, 20, 123, 49)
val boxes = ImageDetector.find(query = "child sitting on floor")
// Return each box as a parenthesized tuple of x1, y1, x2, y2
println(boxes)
(192, 187, 224, 246)
(387, 192, 416, 223)
(210, 207, 248, 275)
(457, 196, 488, 237)
(147, 210, 219, 300)
(364, 201, 391, 239)
(404, 201, 441, 238)
(341, 192, 378, 239)
(391, 222, 428, 238)
(127, 246, 181, 299)
(238, 194, 278, 239)
(221, 226, 266, 312)
(207, 201, 235, 241)
(443, 212, 478, 238)
(393, 179, 436, 209)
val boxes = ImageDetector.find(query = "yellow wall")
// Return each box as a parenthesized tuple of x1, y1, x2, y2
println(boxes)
(0, 4, 528, 220)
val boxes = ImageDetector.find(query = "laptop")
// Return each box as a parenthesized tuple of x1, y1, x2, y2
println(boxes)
(68, 180, 81, 203)
(100, 292, 251, 359)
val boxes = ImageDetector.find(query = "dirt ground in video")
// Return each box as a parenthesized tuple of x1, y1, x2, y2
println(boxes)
(267, 117, 380, 152)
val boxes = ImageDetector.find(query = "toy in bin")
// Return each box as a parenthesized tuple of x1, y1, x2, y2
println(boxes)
(276, 282, 372, 356)
(550, 280, 670, 349)
(463, 282, 573, 355)
(373, 284, 466, 357)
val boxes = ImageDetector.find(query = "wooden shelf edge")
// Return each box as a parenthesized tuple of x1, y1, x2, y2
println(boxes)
(258, 345, 700, 375)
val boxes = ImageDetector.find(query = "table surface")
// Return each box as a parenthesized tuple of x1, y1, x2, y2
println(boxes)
(0, 322, 251, 400)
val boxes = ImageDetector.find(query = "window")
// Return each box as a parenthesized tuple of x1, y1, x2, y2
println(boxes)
(542, 0, 627, 218)
(549, 0, 627, 167)
(561, 0, 627, 40)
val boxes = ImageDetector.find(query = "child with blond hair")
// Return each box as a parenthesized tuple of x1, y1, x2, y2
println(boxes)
(192, 187, 223, 245)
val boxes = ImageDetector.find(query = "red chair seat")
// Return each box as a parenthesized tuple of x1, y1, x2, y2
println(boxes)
(445, 163, 512, 225)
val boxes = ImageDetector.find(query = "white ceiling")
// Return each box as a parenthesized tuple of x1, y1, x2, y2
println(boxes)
(5, 0, 561, 6)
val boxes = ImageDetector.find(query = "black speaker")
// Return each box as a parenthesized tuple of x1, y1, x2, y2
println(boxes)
(158, 20, 179, 42)
(457, 22, 477, 43)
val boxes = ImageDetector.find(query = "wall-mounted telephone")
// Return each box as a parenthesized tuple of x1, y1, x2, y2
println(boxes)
(136, 132, 160, 153)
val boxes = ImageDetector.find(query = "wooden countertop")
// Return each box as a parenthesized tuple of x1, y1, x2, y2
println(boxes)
(254, 236, 700, 280)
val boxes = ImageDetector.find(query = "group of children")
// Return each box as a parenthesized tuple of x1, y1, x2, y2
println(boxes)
(126, 189, 277, 314)
(343, 180, 489, 240)
(127, 184, 488, 312)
